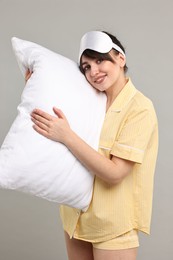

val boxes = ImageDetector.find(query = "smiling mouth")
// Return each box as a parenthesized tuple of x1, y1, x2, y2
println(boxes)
(94, 75, 106, 84)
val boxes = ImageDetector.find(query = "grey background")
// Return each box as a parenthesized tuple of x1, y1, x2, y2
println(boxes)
(0, 0, 172, 259)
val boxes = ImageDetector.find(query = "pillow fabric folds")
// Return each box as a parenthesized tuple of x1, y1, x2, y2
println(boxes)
(0, 37, 106, 211)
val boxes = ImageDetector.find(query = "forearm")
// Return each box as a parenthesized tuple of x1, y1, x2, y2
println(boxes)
(64, 129, 132, 185)
(31, 107, 133, 184)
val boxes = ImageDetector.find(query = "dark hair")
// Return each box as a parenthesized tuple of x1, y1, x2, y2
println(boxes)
(79, 31, 128, 74)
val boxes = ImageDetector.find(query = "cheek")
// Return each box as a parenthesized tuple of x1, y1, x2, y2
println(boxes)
(85, 74, 92, 85)
(85, 76, 98, 90)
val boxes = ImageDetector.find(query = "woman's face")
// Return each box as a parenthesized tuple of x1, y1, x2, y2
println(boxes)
(81, 50, 126, 92)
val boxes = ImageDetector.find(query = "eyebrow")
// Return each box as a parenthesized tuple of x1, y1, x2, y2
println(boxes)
(81, 61, 88, 66)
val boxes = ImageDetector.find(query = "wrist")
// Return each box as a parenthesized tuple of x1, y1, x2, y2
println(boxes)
(63, 128, 77, 148)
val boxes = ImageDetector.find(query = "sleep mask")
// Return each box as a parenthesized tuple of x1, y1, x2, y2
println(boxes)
(78, 31, 126, 63)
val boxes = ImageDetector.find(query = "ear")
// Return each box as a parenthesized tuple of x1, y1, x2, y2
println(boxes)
(118, 53, 126, 69)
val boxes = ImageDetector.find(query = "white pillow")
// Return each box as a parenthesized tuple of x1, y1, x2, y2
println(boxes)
(0, 37, 106, 211)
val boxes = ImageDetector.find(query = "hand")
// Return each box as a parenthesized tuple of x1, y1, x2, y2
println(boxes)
(31, 107, 71, 143)
(25, 69, 33, 82)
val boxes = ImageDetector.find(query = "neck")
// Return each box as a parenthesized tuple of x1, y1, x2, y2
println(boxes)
(105, 75, 128, 111)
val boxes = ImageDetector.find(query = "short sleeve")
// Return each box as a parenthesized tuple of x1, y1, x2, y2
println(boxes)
(111, 108, 157, 163)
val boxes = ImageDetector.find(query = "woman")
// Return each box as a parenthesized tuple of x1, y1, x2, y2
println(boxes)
(28, 31, 158, 260)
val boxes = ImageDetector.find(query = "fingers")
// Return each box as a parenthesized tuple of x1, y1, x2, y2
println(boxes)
(31, 109, 54, 121)
(53, 107, 67, 120)
(32, 108, 67, 121)
(32, 124, 49, 138)
(31, 117, 49, 131)
(31, 108, 70, 142)
(31, 108, 62, 132)
(25, 69, 33, 82)
(31, 109, 54, 132)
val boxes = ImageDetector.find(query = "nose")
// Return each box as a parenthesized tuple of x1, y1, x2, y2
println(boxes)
(90, 64, 99, 77)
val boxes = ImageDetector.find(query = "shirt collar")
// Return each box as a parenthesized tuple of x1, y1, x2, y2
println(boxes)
(107, 78, 137, 113)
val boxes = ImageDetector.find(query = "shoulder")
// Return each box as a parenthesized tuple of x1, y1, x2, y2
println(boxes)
(132, 90, 157, 121)
(126, 79, 157, 121)
(122, 81, 158, 127)
(134, 90, 154, 108)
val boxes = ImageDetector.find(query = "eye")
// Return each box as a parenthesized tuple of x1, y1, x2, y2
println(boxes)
(96, 58, 103, 64)
(83, 64, 90, 73)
